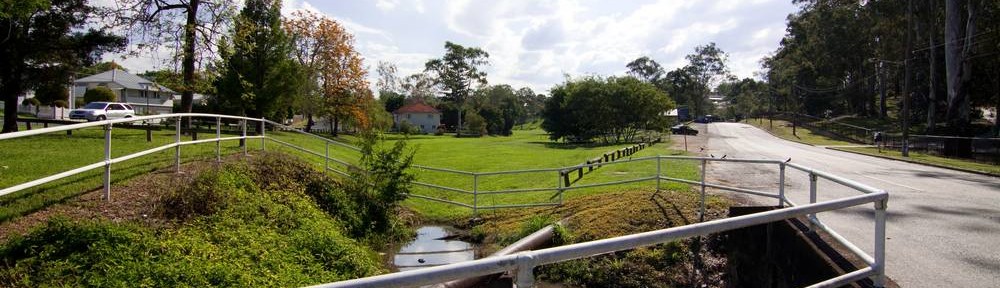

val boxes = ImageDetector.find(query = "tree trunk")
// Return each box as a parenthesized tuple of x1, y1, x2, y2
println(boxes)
(1, 86, 18, 133)
(902, 0, 913, 157)
(305, 113, 314, 132)
(332, 115, 339, 137)
(927, 28, 938, 132)
(944, 0, 976, 129)
(878, 62, 887, 118)
(180, 0, 199, 130)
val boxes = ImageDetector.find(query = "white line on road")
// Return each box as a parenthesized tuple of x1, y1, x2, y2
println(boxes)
(857, 174, 925, 192)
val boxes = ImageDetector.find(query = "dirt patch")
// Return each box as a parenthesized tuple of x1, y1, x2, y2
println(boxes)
(0, 155, 247, 243)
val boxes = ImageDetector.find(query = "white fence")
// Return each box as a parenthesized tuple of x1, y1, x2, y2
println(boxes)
(0, 113, 889, 288)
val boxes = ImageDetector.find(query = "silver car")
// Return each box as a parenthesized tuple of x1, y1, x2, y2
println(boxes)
(69, 102, 136, 121)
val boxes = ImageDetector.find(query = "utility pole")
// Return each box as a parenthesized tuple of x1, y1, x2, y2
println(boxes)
(902, 0, 913, 157)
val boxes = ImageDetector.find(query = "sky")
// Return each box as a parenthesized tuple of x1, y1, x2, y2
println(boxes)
(108, 0, 801, 95)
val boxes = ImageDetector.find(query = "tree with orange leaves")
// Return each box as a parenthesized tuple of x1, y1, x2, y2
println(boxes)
(285, 10, 371, 136)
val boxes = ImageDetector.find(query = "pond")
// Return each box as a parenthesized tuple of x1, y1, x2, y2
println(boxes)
(392, 226, 477, 272)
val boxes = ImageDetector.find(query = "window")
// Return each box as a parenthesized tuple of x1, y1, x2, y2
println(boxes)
(407, 114, 411, 119)
(427, 114, 433, 119)
(109, 104, 125, 110)
(420, 125, 424, 129)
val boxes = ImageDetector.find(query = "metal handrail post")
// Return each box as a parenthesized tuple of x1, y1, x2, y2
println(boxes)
(809, 172, 818, 231)
(557, 171, 565, 205)
(241, 119, 247, 156)
(515, 254, 537, 288)
(103, 123, 112, 201)
(472, 174, 479, 216)
(260, 117, 266, 151)
(656, 156, 662, 191)
(174, 116, 181, 173)
(215, 116, 221, 162)
(778, 163, 786, 207)
(699, 159, 707, 222)
(873, 198, 888, 287)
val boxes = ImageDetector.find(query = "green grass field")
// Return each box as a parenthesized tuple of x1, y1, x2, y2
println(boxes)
(265, 129, 699, 221)
(0, 122, 264, 223)
(2, 123, 700, 223)
(745, 118, 855, 146)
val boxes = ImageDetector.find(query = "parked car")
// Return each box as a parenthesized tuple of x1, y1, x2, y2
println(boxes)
(670, 124, 698, 135)
(69, 102, 136, 121)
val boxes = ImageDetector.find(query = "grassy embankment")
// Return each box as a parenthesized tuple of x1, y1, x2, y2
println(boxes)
(836, 147, 1000, 175)
(743, 117, 999, 175)
(0, 123, 265, 223)
(265, 129, 700, 221)
(0, 153, 395, 287)
(744, 118, 854, 146)
(1, 124, 720, 286)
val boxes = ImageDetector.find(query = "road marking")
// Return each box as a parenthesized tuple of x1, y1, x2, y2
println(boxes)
(858, 174, 925, 192)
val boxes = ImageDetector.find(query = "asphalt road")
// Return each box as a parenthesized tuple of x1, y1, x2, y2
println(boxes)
(700, 122, 1000, 288)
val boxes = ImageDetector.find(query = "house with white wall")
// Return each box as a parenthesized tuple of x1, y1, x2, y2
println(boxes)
(72, 69, 176, 114)
(393, 101, 442, 134)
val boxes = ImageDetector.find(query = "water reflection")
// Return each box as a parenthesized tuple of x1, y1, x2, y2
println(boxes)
(394, 226, 475, 271)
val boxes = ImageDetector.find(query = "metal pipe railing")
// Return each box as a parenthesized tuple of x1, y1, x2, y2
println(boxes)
(311, 192, 888, 288)
(0, 113, 890, 287)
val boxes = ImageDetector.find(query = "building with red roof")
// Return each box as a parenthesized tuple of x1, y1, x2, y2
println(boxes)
(392, 101, 442, 134)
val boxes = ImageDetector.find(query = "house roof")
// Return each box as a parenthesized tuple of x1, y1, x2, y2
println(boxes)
(75, 69, 177, 93)
(393, 102, 440, 114)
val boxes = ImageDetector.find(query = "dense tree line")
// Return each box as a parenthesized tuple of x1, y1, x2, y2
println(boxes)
(626, 43, 730, 118)
(376, 48, 544, 136)
(542, 76, 674, 143)
(761, 0, 1000, 136)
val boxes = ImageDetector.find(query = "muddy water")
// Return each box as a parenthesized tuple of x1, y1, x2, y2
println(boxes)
(392, 226, 476, 272)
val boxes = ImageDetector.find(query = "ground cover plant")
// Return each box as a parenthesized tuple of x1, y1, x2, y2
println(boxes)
(0, 151, 410, 287)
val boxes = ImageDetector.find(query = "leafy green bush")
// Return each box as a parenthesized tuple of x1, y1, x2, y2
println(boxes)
(83, 86, 116, 103)
(52, 100, 68, 108)
(0, 153, 387, 287)
(74, 98, 85, 108)
(397, 119, 419, 135)
(34, 83, 69, 105)
(328, 133, 414, 240)
(464, 111, 487, 136)
(22, 98, 40, 107)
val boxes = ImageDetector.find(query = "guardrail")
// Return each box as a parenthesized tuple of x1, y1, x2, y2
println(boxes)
(0, 113, 889, 287)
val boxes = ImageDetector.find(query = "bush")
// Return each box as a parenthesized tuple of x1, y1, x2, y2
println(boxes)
(464, 111, 487, 136)
(22, 98, 40, 107)
(332, 133, 414, 239)
(0, 153, 388, 287)
(74, 98, 85, 108)
(83, 87, 116, 103)
(52, 100, 68, 108)
(542, 76, 674, 143)
(34, 83, 69, 106)
(397, 120, 419, 135)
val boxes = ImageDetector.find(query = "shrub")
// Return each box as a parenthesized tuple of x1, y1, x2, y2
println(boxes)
(52, 100, 68, 108)
(464, 111, 487, 136)
(83, 87, 116, 103)
(335, 133, 414, 238)
(397, 120, 419, 135)
(34, 83, 69, 105)
(74, 98, 85, 108)
(159, 167, 255, 220)
(22, 97, 40, 107)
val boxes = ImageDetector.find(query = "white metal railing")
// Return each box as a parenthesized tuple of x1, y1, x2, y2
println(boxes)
(0, 113, 889, 288)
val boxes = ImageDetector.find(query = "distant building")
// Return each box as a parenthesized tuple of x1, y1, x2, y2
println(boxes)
(392, 101, 442, 134)
(72, 69, 176, 114)
(708, 93, 727, 108)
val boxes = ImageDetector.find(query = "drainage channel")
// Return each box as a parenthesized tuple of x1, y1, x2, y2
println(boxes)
(392, 226, 477, 272)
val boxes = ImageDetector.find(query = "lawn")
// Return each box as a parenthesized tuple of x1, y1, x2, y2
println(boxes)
(836, 147, 1000, 176)
(2, 123, 702, 223)
(0, 121, 264, 223)
(265, 129, 701, 221)
(745, 118, 855, 146)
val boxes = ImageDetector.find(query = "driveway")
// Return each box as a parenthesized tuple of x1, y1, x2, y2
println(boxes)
(702, 122, 1000, 287)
